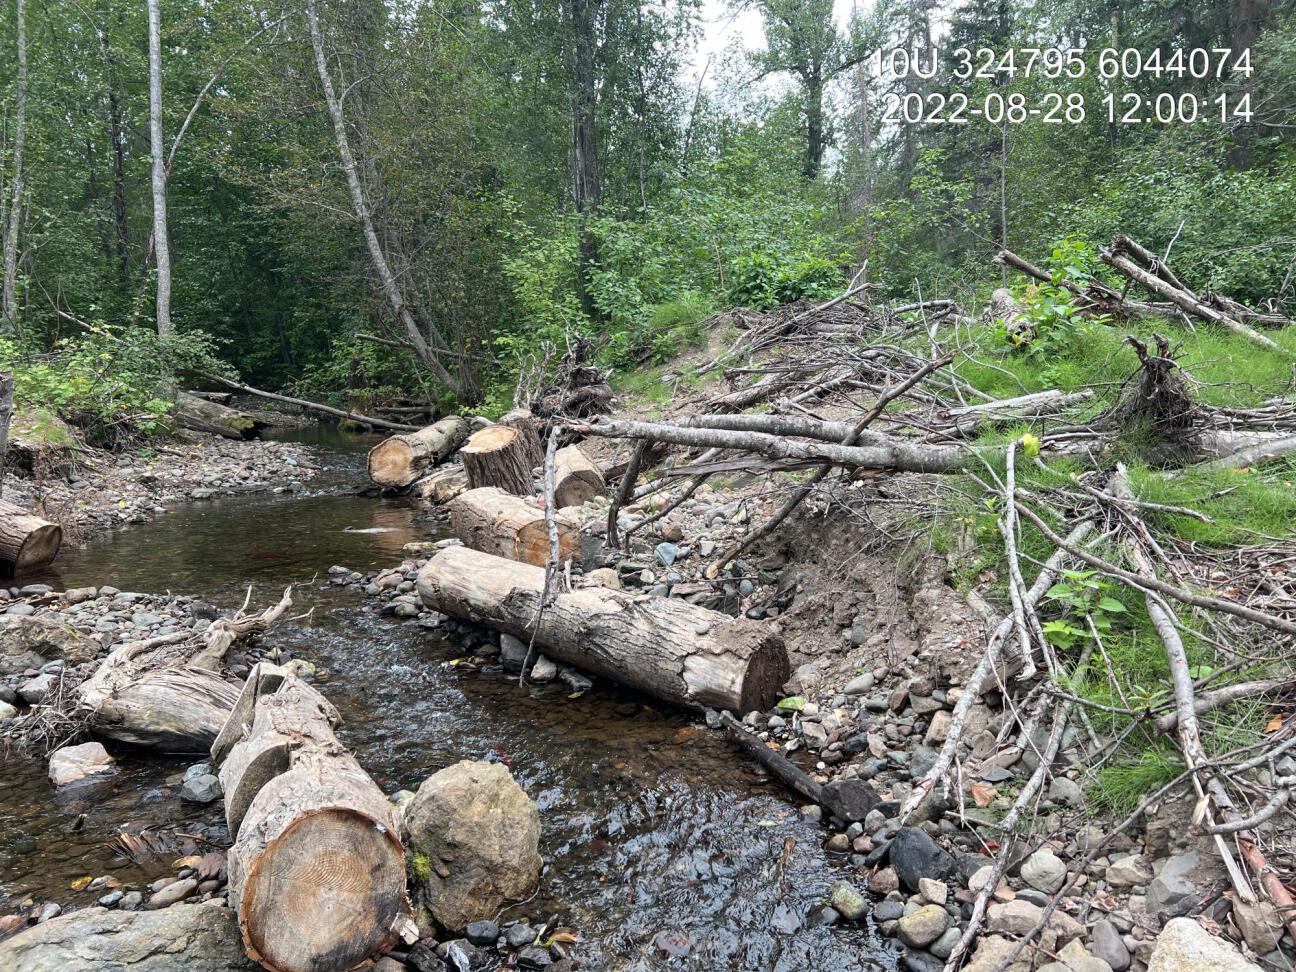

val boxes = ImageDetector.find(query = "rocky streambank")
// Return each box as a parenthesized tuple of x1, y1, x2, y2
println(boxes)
(4, 432, 316, 545)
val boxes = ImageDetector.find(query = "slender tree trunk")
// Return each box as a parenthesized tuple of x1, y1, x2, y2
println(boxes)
(98, 15, 130, 290)
(570, 0, 602, 321)
(2, 0, 28, 333)
(0, 370, 12, 494)
(147, 0, 173, 336)
(303, 0, 466, 399)
(803, 69, 824, 178)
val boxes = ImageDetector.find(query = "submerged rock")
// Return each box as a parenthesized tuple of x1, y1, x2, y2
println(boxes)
(404, 759, 542, 932)
(48, 742, 115, 787)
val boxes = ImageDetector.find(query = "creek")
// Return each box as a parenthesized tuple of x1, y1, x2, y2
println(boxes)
(0, 427, 894, 970)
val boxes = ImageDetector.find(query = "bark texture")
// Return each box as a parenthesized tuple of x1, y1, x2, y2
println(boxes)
(414, 464, 469, 504)
(214, 668, 408, 972)
(498, 408, 545, 471)
(146, 0, 171, 336)
(448, 486, 579, 567)
(366, 416, 470, 489)
(460, 425, 535, 496)
(0, 499, 62, 574)
(417, 545, 789, 711)
(171, 391, 268, 440)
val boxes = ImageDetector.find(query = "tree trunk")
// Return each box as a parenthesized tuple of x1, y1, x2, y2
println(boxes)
(97, 11, 130, 291)
(2, 0, 28, 332)
(414, 464, 468, 504)
(146, 0, 172, 336)
(303, 0, 466, 400)
(569, 0, 602, 321)
(79, 589, 293, 751)
(553, 444, 604, 508)
(417, 546, 789, 711)
(366, 416, 470, 489)
(986, 288, 1032, 344)
(0, 370, 12, 492)
(460, 425, 535, 496)
(498, 408, 544, 471)
(214, 668, 408, 972)
(197, 372, 419, 432)
(0, 498, 61, 574)
(171, 391, 268, 440)
(448, 487, 579, 567)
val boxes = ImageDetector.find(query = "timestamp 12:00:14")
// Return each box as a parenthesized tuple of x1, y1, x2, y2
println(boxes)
(880, 91, 1253, 125)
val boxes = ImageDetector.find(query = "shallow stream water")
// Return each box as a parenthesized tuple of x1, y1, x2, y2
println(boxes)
(0, 428, 894, 970)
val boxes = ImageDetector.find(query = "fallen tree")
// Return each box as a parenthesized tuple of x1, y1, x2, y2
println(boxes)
(417, 545, 789, 711)
(367, 415, 470, 489)
(77, 588, 292, 751)
(213, 665, 409, 972)
(448, 486, 579, 567)
(0, 499, 62, 574)
(170, 390, 268, 440)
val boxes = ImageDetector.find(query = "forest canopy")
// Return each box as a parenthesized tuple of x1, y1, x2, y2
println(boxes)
(0, 0, 1293, 416)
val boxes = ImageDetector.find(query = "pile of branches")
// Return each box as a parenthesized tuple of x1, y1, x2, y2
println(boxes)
(561, 277, 1296, 968)
(516, 336, 613, 429)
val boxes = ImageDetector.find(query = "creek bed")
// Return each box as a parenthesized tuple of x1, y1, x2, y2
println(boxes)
(0, 428, 894, 969)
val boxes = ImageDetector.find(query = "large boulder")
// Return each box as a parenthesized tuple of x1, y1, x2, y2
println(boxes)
(0, 904, 258, 971)
(889, 826, 955, 892)
(1147, 917, 1262, 972)
(404, 760, 542, 932)
(0, 615, 95, 675)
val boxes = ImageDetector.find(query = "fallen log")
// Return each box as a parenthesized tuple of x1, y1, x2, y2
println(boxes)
(414, 464, 469, 504)
(460, 425, 535, 495)
(498, 408, 545, 472)
(571, 416, 979, 474)
(417, 545, 789, 711)
(198, 373, 420, 432)
(448, 486, 579, 567)
(0, 370, 11, 490)
(78, 589, 292, 751)
(214, 668, 408, 972)
(553, 444, 605, 508)
(367, 415, 470, 489)
(171, 390, 268, 440)
(986, 287, 1033, 345)
(0, 499, 62, 574)
(1101, 249, 1281, 351)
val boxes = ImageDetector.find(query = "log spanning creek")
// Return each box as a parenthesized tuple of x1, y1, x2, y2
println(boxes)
(0, 428, 892, 970)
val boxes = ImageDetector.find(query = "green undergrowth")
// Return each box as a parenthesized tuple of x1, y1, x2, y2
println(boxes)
(1126, 459, 1296, 546)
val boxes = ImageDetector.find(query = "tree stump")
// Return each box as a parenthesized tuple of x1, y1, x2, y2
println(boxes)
(215, 668, 408, 972)
(498, 408, 544, 472)
(367, 416, 470, 489)
(0, 499, 62, 574)
(448, 487, 579, 567)
(417, 546, 789, 711)
(460, 426, 534, 496)
(553, 444, 605, 508)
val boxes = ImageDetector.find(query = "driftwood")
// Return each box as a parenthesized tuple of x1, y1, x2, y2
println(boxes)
(417, 545, 789, 710)
(171, 390, 268, 440)
(77, 588, 292, 751)
(367, 416, 470, 489)
(553, 443, 605, 508)
(448, 486, 579, 567)
(213, 666, 409, 972)
(460, 425, 535, 495)
(0, 498, 62, 574)
(414, 464, 469, 504)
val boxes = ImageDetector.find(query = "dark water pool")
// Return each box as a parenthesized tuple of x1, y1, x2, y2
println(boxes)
(0, 428, 894, 969)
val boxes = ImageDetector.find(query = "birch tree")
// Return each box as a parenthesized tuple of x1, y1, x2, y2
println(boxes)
(1, 0, 28, 332)
(146, 0, 172, 335)
(303, 0, 466, 400)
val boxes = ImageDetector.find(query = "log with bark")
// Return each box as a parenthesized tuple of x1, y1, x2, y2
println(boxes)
(417, 545, 789, 711)
(498, 408, 545, 472)
(460, 425, 536, 495)
(985, 287, 1033, 345)
(77, 588, 292, 751)
(0, 498, 62, 574)
(170, 390, 268, 440)
(448, 486, 579, 567)
(414, 464, 469, 504)
(366, 415, 470, 489)
(213, 665, 409, 972)
(553, 443, 605, 508)
(0, 370, 11, 491)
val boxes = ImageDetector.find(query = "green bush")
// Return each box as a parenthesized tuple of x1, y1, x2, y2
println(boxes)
(727, 251, 844, 310)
